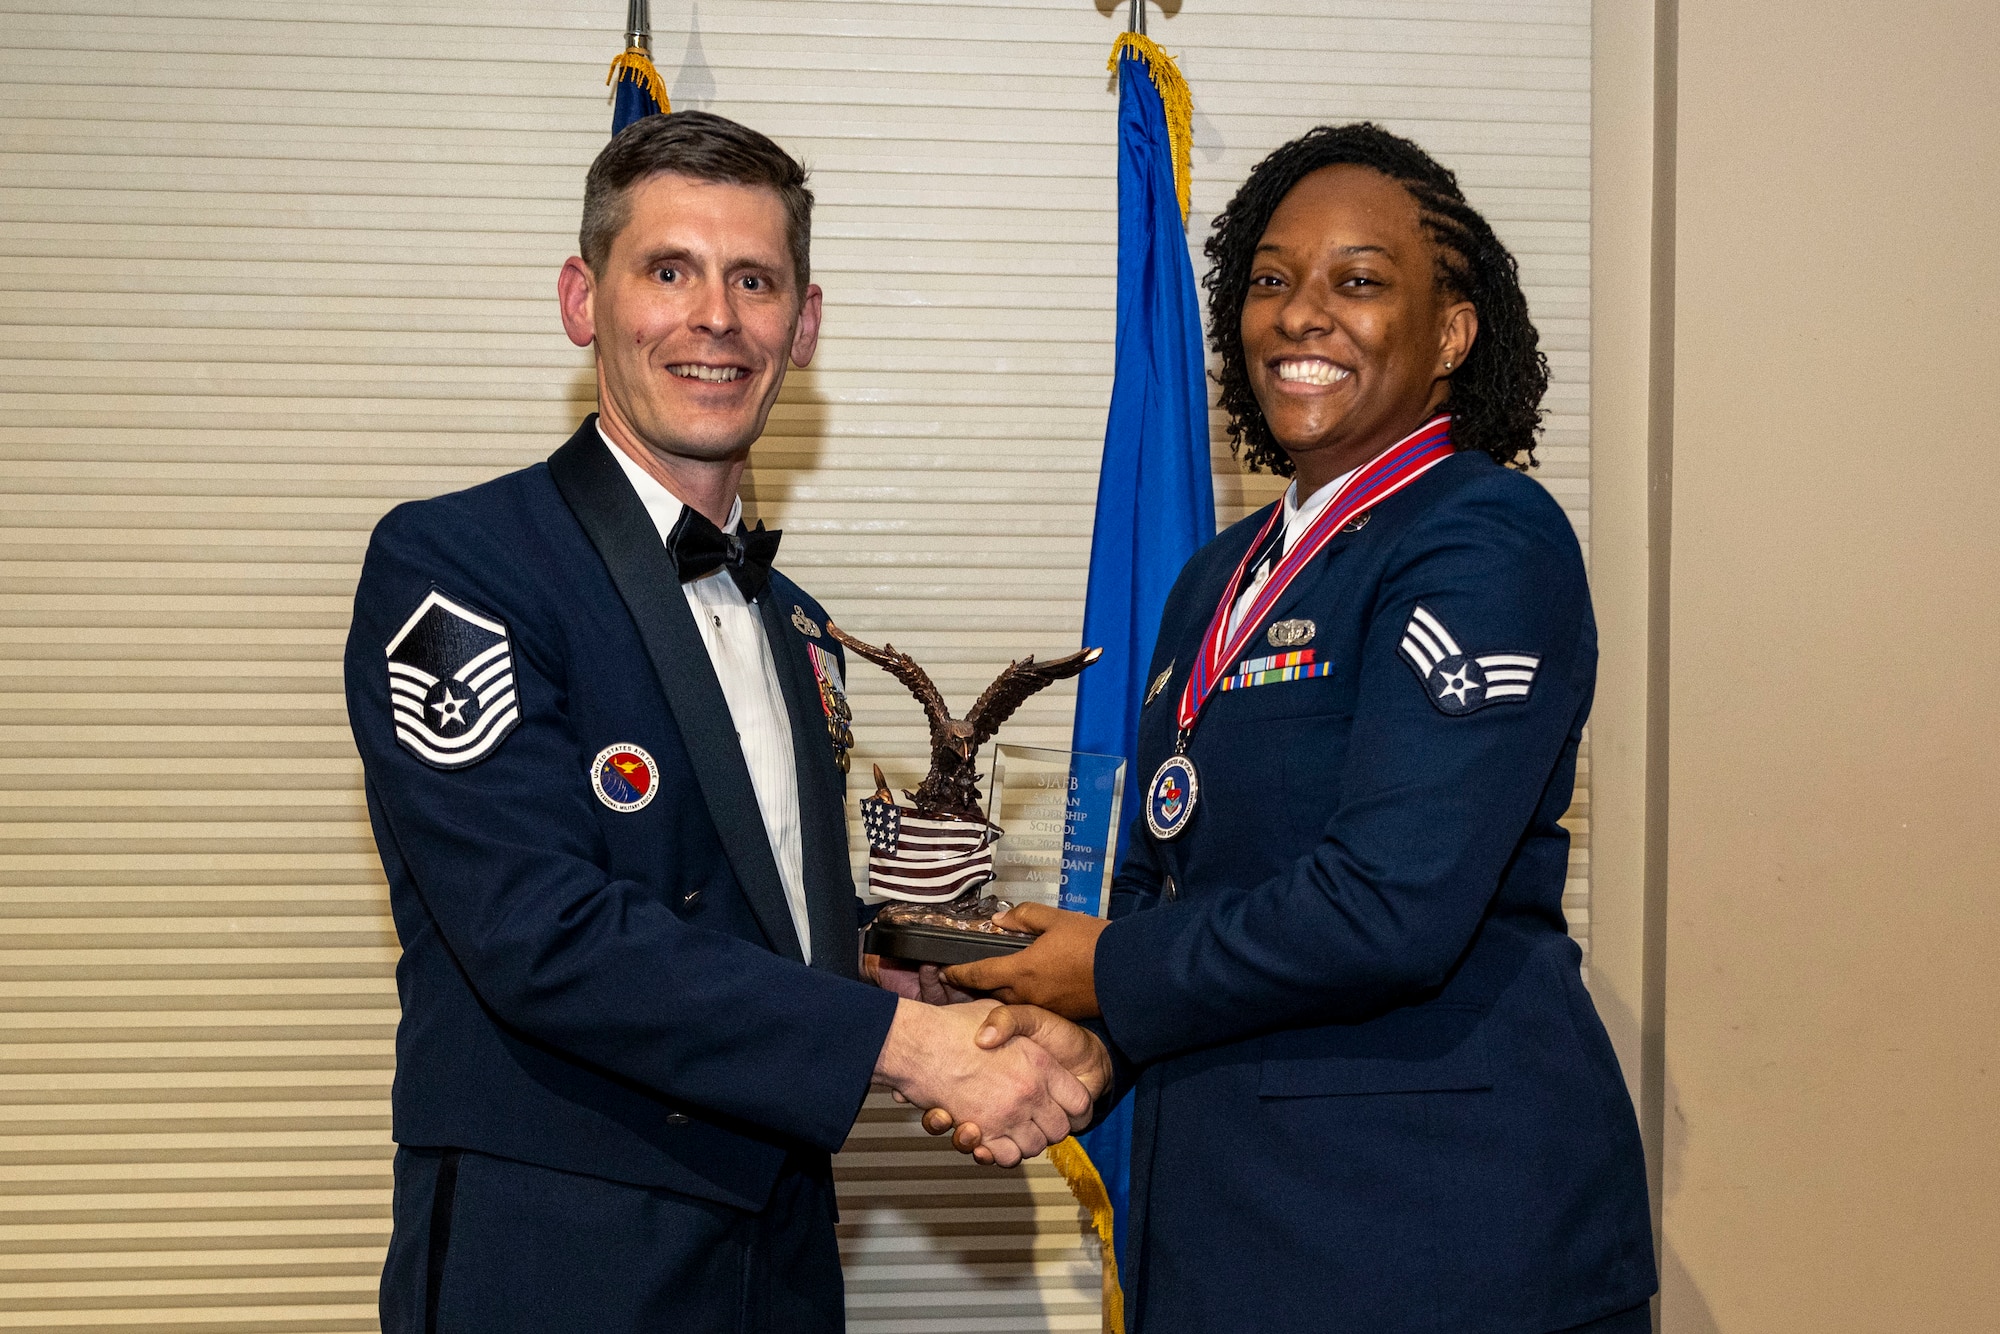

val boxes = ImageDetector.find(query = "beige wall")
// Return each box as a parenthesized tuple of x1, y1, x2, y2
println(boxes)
(1595, 0, 2000, 1328)
(1586, 0, 1663, 1147)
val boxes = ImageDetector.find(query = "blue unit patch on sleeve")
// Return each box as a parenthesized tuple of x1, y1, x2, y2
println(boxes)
(591, 743, 659, 811)
(1397, 604, 1541, 716)
(384, 589, 521, 768)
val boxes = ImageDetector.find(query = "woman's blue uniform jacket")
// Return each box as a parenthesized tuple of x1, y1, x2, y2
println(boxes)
(343, 421, 898, 1216)
(1093, 449, 1657, 1332)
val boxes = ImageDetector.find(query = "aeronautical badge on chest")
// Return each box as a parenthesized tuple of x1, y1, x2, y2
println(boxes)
(384, 590, 521, 768)
(1397, 604, 1542, 715)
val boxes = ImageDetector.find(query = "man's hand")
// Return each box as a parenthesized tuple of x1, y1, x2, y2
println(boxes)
(921, 1004, 1112, 1164)
(871, 999, 1093, 1167)
(940, 903, 1108, 1019)
(863, 953, 978, 1006)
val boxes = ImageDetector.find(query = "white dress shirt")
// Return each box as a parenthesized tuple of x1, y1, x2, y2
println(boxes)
(1227, 464, 1359, 639)
(599, 428, 813, 963)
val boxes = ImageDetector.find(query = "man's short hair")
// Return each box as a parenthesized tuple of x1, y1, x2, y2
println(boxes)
(580, 110, 814, 295)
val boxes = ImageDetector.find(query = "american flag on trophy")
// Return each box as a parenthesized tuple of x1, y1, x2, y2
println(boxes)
(824, 621, 1097, 910)
(860, 795, 1001, 903)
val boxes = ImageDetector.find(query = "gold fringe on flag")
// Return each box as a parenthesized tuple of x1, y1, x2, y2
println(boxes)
(1108, 31, 1192, 225)
(606, 46, 671, 114)
(1049, 1136, 1127, 1334)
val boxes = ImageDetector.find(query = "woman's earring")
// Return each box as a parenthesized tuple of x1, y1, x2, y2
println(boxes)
(1443, 359, 1454, 371)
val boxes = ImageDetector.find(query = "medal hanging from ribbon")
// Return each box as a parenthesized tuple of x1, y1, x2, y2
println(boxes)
(1144, 414, 1457, 841)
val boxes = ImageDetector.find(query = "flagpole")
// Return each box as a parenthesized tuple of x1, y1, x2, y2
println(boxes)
(626, 0, 652, 53)
(1126, 0, 1146, 36)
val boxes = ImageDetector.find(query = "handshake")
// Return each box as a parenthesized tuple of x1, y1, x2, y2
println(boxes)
(866, 948, 1111, 1169)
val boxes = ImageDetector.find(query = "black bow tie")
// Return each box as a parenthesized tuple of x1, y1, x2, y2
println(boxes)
(668, 505, 781, 600)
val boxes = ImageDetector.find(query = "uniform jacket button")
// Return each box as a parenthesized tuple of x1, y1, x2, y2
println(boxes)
(664, 1112, 690, 1126)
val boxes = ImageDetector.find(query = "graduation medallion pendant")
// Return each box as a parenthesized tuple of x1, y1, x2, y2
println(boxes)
(1146, 751, 1199, 841)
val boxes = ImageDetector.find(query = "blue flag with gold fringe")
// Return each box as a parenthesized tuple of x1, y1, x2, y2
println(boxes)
(607, 1, 669, 135)
(1049, 31, 1212, 1334)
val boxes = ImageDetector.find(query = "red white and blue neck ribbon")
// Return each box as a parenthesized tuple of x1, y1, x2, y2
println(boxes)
(1176, 414, 1455, 737)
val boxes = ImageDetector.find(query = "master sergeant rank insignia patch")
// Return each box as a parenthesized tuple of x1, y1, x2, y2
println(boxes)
(385, 589, 521, 769)
(1397, 603, 1541, 717)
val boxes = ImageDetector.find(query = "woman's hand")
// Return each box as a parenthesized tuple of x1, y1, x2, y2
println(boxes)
(940, 903, 1107, 1019)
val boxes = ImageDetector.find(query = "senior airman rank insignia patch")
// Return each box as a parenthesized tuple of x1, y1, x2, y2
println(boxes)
(385, 589, 521, 769)
(1397, 604, 1541, 716)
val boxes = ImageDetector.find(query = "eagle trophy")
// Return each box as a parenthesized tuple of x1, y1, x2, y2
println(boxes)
(824, 622, 1101, 822)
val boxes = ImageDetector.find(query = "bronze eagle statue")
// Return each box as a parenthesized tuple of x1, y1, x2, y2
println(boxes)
(825, 621, 1101, 822)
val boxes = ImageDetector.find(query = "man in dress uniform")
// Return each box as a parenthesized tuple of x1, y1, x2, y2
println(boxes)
(345, 112, 1107, 1333)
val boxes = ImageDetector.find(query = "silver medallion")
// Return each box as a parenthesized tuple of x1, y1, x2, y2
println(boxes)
(1145, 753, 1199, 841)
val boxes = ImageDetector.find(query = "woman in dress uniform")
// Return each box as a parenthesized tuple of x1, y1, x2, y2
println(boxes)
(948, 124, 1658, 1333)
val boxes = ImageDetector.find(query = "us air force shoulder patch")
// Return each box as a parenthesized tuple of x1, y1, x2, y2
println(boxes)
(591, 744, 659, 812)
(385, 589, 521, 769)
(1397, 604, 1541, 716)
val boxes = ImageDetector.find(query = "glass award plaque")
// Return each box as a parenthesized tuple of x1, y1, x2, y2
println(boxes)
(990, 744, 1126, 919)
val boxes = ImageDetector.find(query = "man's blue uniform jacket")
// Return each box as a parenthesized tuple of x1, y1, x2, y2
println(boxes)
(1093, 450, 1657, 1333)
(343, 421, 897, 1259)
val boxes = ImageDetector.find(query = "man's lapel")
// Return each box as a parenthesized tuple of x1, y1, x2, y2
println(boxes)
(546, 420, 806, 964)
(756, 592, 863, 979)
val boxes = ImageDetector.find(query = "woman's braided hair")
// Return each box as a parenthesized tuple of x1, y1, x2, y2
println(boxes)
(1204, 122, 1548, 472)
